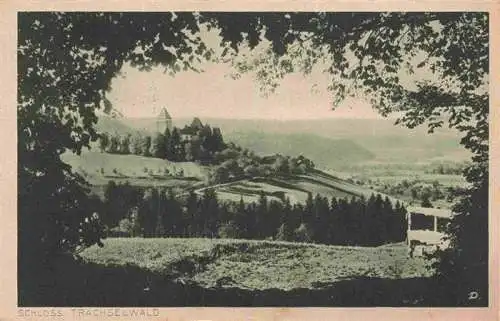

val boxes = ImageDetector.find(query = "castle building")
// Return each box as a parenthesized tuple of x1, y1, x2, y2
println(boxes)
(180, 127, 196, 142)
(156, 107, 173, 133)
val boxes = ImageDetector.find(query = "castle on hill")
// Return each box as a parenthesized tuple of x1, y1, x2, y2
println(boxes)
(156, 107, 205, 142)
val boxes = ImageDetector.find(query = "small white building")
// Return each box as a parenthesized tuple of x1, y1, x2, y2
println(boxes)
(406, 206, 453, 256)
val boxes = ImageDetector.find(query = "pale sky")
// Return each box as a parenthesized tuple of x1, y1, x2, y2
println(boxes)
(107, 61, 383, 120)
(106, 23, 388, 121)
(106, 23, 441, 121)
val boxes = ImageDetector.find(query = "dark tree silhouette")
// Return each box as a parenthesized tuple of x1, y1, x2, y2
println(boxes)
(276, 197, 294, 241)
(138, 188, 160, 237)
(151, 132, 166, 159)
(119, 134, 131, 155)
(18, 12, 488, 306)
(98, 132, 109, 152)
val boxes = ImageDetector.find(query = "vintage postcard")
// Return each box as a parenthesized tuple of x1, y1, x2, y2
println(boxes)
(0, 1, 499, 320)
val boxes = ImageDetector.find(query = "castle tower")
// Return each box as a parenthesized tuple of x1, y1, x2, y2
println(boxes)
(156, 107, 173, 133)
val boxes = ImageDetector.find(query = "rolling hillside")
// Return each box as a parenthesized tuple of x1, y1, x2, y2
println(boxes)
(62, 149, 391, 205)
(196, 170, 395, 205)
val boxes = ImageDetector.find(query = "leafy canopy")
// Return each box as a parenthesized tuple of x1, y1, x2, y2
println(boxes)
(18, 12, 488, 305)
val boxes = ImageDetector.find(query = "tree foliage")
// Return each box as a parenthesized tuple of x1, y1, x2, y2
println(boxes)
(204, 12, 488, 305)
(100, 182, 406, 246)
(19, 12, 488, 305)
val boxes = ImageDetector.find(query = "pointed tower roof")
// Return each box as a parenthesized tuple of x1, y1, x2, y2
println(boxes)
(158, 107, 172, 119)
(190, 117, 203, 129)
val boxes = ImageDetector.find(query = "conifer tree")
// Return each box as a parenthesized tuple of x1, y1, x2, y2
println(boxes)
(267, 199, 283, 238)
(303, 192, 314, 226)
(184, 190, 199, 236)
(211, 127, 226, 152)
(245, 202, 258, 239)
(163, 128, 173, 160)
(170, 128, 184, 161)
(120, 134, 131, 155)
(327, 197, 339, 244)
(98, 132, 109, 152)
(255, 192, 268, 239)
(276, 197, 293, 241)
(141, 135, 152, 157)
(337, 197, 351, 245)
(152, 132, 166, 159)
(130, 133, 143, 155)
(233, 197, 248, 238)
(138, 188, 159, 237)
(312, 194, 329, 243)
(108, 133, 120, 154)
(166, 188, 184, 236)
(200, 188, 219, 237)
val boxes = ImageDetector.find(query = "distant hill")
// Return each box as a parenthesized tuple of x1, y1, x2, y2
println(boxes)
(196, 118, 470, 164)
(94, 115, 470, 167)
(225, 131, 375, 168)
(94, 114, 145, 135)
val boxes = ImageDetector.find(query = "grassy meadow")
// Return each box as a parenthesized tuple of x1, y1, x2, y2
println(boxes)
(61, 150, 209, 197)
(62, 150, 208, 180)
(80, 238, 433, 291)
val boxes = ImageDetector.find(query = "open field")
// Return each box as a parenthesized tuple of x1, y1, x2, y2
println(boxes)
(325, 164, 469, 209)
(204, 170, 394, 205)
(80, 238, 433, 291)
(61, 151, 209, 196)
(62, 150, 208, 179)
(327, 166, 467, 187)
(209, 178, 310, 204)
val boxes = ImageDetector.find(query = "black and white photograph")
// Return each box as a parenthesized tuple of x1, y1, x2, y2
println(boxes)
(2, 5, 497, 318)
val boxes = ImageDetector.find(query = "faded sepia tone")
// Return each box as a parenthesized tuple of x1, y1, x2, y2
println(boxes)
(0, 1, 499, 321)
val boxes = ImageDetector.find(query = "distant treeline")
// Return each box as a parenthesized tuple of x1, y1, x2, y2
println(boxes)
(97, 181, 407, 247)
(353, 178, 455, 207)
(336, 161, 471, 176)
(424, 161, 471, 175)
(373, 179, 452, 207)
(98, 118, 316, 183)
